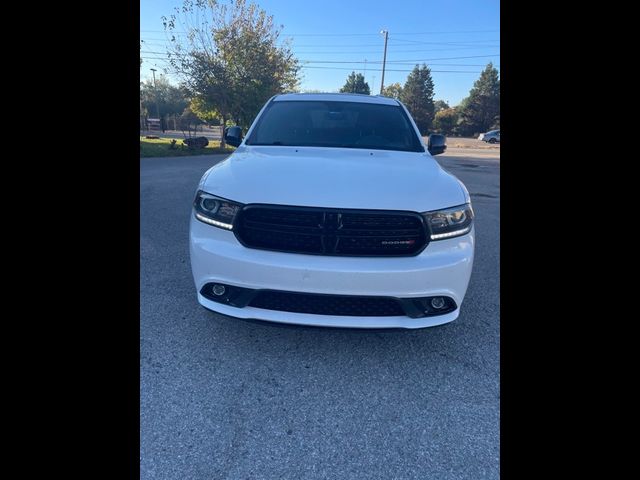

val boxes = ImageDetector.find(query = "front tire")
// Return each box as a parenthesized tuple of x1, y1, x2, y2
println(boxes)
(488, 138, 497, 144)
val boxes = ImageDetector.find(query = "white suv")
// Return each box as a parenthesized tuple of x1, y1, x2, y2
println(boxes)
(190, 93, 474, 329)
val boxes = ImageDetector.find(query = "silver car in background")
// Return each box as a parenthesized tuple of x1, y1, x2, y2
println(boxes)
(478, 130, 500, 143)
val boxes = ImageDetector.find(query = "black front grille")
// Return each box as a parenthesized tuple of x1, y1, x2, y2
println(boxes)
(249, 290, 405, 317)
(235, 205, 428, 256)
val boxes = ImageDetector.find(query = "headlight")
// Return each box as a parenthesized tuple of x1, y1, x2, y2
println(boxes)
(193, 191, 243, 230)
(423, 203, 474, 240)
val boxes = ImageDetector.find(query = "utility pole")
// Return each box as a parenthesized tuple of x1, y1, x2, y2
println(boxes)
(150, 68, 162, 131)
(363, 59, 367, 86)
(379, 30, 389, 95)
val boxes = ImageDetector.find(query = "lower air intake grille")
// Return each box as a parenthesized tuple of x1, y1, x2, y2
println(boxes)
(248, 290, 405, 317)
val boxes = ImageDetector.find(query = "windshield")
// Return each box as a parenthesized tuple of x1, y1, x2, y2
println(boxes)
(245, 100, 425, 152)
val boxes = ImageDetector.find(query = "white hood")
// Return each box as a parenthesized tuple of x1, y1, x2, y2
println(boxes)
(200, 146, 467, 212)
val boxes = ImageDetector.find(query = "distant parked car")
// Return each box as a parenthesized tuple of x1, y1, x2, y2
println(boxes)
(478, 130, 500, 143)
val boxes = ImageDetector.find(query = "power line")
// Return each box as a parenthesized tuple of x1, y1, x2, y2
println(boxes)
(384, 29, 499, 35)
(142, 52, 499, 63)
(288, 47, 499, 54)
(141, 58, 488, 74)
(141, 29, 500, 39)
(299, 66, 483, 73)
(283, 42, 500, 48)
(141, 39, 500, 58)
(285, 39, 501, 47)
(281, 29, 500, 36)
(141, 52, 497, 67)
(300, 54, 499, 64)
(141, 30, 378, 36)
(389, 39, 499, 46)
(282, 33, 380, 37)
(141, 28, 499, 34)
(142, 37, 499, 50)
(145, 43, 500, 55)
(284, 43, 383, 47)
(141, 50, 500, 59)
(292, 39, 499, 47)
(142, 36, 499, 48)
(143, 31, 377, 38)
(141, 44, 500, 53)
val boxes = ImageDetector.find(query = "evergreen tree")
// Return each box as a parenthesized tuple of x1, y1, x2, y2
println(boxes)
(401, 64, 435, 134)
(459, 63, 500, 134)
(340, 72, 370, 95)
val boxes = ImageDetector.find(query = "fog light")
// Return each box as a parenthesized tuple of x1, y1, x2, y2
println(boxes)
(212, 284, 226, 296)
(430, 297, 446, 309)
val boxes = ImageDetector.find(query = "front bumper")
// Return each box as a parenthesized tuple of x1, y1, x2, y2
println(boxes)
(190, 214, 474, 329)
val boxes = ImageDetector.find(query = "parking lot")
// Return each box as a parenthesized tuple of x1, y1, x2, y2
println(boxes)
(140, 147, 500, 479)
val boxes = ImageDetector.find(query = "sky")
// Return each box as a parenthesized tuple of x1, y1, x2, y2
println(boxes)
(140, 0, 499, 106)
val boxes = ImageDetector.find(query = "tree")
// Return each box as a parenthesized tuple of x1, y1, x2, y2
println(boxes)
(452, 96, 473, 136)
(434, 100, 449, 113)
(190, 97, 221, 125)
(433, 108, 459, 135)
(178, 106, 204, 138)
(340, 72, 370, 95)
(381, 82, 403, 100)
(458, 63, 500, 135)
(140, 76, 190, 120)
(401, 64, 435, 134)
(164, 0, 299, 146)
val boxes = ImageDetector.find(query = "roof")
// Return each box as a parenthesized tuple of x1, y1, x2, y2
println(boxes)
(273, 92, 400, 106)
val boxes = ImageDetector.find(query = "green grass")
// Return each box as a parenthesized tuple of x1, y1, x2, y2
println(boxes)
(140, 136, 235, 158)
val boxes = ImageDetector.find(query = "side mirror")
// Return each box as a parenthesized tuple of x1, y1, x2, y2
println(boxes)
(427, 134, 447, 156)
(224, 126, 243, 147)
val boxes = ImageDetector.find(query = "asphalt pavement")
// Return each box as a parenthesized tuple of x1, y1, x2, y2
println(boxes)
(140, 148, 500, 479)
